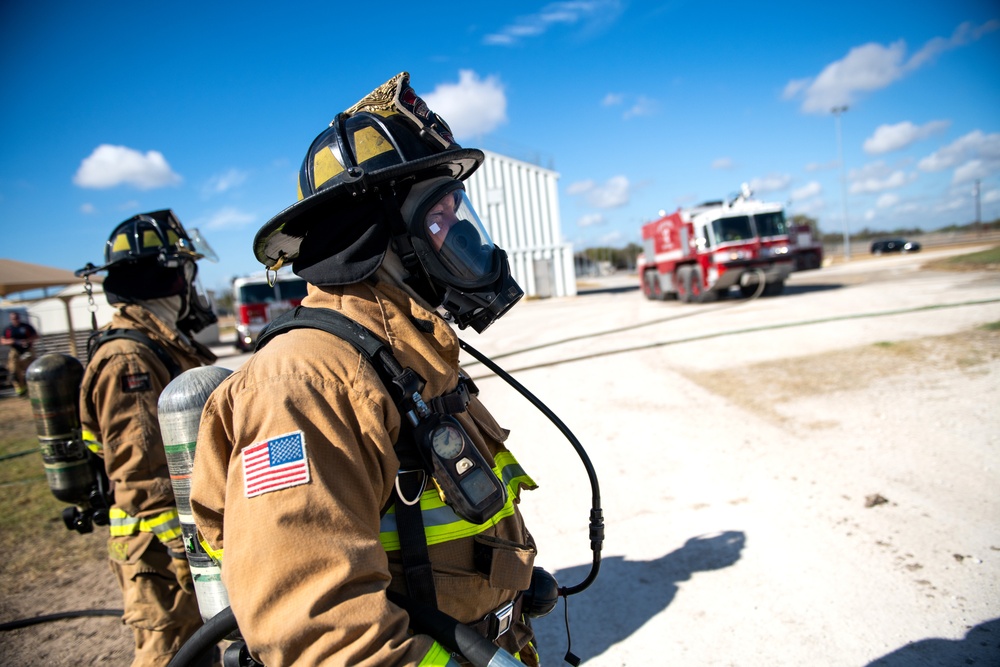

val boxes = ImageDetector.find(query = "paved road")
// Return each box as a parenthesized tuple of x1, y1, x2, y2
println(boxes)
(211, 247, 1000, 666)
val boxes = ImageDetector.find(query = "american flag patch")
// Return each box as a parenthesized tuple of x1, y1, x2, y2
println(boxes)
(242, 431, 310, 498)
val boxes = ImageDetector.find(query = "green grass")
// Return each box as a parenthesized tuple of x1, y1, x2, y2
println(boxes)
(980, 321, 1000, 332)
(0, 399, 106, 586)
(948, 245, 1000, 264)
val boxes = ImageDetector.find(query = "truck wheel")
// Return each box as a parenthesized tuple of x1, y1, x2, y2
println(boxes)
(643, 271, 663, 301)
(676, 267, 691, 303)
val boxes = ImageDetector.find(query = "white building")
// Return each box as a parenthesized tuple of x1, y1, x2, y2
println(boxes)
(464, 150, 576, 298)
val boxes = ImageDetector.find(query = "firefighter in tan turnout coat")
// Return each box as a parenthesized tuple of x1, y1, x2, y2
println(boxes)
(77, 211, 218, 667)
(190, 72, 541, 666)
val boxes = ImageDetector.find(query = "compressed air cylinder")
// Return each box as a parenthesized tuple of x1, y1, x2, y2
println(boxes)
(25, 354, 91, 504)
(157, 365, 233, 622)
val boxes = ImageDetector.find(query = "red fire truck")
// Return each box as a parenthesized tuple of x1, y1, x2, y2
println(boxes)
(638, 185, 796, 302)
(232, 271, 308, 351)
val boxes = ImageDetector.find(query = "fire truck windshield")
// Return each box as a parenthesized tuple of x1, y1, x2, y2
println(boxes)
(238, 279, 308, 304)
(755, 211, 788, 237)
(712, 216, 753, 244)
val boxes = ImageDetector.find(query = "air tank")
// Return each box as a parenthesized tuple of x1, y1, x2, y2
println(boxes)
(158, 365, 233, 622)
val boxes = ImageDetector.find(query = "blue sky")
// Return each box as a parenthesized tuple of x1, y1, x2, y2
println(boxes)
(2, 1, 998, 295)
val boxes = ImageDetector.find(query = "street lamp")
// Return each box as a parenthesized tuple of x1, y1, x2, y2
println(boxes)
(832, 105, 851, 261)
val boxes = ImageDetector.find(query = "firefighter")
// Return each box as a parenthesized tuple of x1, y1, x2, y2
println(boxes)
(3, 311, 38, 396)
(77, 211, 218, 667)
(190, 72, 539, 666)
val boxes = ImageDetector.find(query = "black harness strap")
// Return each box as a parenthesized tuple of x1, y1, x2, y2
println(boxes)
(88, 328, 182, 379)
(256, 306, 442, 606)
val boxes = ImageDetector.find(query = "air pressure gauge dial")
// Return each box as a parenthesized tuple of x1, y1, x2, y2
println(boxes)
(430, 423, 465, 459)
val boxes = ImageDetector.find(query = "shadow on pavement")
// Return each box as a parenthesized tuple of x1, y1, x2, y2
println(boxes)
(783, 283, 844, 296)
(866, 617, 1000, 666)
(577, 285, 641, 296)
(532, 531, 746, 664)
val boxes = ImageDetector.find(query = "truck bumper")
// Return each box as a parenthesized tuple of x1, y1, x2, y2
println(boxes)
(715, 260, 794, 290)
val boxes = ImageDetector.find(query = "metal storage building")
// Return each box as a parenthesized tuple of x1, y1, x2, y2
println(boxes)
(464, 150, 576, 298)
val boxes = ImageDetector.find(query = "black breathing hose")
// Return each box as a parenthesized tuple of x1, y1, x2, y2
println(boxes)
(166, 607, 239, 667)
(166, 595, 522, 667)
(0, 609, 123, 632)
(459, 338, 603, 597)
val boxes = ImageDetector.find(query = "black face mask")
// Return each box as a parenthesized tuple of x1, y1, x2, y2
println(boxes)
(398, 178, 524, 333)
(177, 263, 218, 335)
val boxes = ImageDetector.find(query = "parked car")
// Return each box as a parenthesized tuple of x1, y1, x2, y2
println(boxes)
(870, 238, 921, 255)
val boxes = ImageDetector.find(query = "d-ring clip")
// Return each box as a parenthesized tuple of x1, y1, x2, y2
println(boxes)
(395, 469, 426, 506)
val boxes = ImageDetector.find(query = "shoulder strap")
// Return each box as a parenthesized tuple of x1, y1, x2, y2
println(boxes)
(87, 328, 182, 379)
(257, 306, 426, 407)
(256, 305, 439, 606)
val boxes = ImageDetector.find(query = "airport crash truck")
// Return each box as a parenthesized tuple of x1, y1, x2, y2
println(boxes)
(638, 187, 796, 302)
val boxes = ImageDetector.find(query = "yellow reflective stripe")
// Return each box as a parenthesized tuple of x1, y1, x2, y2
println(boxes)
(81, 429, 102, 454)
(108, 508, 181, 542)
(380, 451, 535, 552)
(417, 641, 462, 666)
(199, 535, 224, 564)
(140, 509, 182, 543)
(109, 507, 140, 536)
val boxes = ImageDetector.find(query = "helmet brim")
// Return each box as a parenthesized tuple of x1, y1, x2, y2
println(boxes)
(253, 148, 483, 269)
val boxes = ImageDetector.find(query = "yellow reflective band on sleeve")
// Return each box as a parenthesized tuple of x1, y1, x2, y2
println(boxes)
(199, 535, 224, 564)
(109, 507, 140, 536)
(108, 507, 181, 542)
(81, 429, 102, 454)
(380, 451, 537, 552)
(417, 641, 462, 667)
(141, 509, 182, 543)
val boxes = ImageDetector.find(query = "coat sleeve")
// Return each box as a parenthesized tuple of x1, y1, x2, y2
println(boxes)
(191, 368, 456, 666)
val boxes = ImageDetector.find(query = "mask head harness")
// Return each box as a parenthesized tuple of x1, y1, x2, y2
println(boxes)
(76, 209, 219, 334)
(252, 72, 523, 333)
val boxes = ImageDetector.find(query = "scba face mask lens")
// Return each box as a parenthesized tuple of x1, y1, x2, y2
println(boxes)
(423, 188, 496, 282)
(400, 178, 524, 333)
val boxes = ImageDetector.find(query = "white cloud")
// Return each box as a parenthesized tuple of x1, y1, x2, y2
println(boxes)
(422, 70, 507, 140)
(791, 181, 822, 201)
(805, 159, 838, 172)
(918, 130, 1000, 173)
(864, 209, 876, 221)
(484, 1, 624, 46)
(863, 120, 950, 154)
(712, 157, 734, 170)
(791, 197, 826, 215)
(567, 175, 631, 208)
(983, 189, 1000, 204)
(599, 230, 625, 245)
(577, 213, 606, 227)
(566, 179, 595, 196)
(876, 193, 900, 208)
(203, 168, 249, 196)
(748, 174, 792, 193)
(783, 20, 998, 113)
(850, 169, 908, 194)
(80, 203, 96, 214)
(202, 207, 256, 230)
(602, 93, 623, 106)
(73, 144, 182, 190)
(623, 95, 657, 119)
(953, 159, 990, 184)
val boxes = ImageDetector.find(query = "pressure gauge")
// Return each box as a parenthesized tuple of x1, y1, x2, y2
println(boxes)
(430, 422, 465, 459)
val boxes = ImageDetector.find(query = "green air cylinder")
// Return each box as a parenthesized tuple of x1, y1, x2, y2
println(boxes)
(157, 365, 233, 623)
(25, 353, 91, 504)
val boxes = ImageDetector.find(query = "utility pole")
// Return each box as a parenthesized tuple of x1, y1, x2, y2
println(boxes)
(832, 105, 851, 261)
(974, 179, 982, 235)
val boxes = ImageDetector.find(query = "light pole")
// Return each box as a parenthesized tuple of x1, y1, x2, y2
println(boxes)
(832, 105, 851, 260)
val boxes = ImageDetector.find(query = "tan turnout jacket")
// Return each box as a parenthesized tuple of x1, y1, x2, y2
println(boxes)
(191, 279, 538, 666)
(81, 304, 217, 538)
